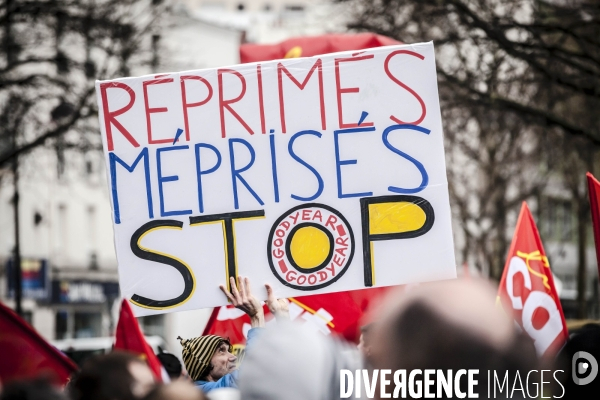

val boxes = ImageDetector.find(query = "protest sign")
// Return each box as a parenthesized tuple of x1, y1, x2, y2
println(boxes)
(96, 41, 456, 316)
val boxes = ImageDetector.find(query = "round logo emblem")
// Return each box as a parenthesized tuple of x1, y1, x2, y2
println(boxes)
(267, 204, 355, 290)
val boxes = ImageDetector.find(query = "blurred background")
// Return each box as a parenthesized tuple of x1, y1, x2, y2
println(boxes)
(0, 0, 598, 362)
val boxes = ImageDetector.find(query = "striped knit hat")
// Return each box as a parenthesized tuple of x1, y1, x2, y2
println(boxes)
(178, 335, 232, 381)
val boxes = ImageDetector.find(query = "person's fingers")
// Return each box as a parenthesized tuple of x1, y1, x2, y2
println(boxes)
(219, 285, 236, 303)
(230, 276, 241, 301)
(265, 283, 274, 300)
(238, 276, 248, 302)
(244, 277, 253, 298)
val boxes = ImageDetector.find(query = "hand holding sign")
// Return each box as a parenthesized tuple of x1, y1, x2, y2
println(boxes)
(265, 283, 290, 320)
(220, 277, 265, 328)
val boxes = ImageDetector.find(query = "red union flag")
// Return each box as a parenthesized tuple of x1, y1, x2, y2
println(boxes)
(497, 202, 568, 357)
(240, 33, 400, 63)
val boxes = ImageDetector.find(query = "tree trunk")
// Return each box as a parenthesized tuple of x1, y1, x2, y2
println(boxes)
(492, 195, 508, 281)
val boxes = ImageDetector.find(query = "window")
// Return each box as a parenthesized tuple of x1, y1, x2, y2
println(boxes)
(89, 253, 98, 270)
(87, 205, 98, 269)
(87, 206, 96, 246)
(85, 160, 93, 175)
(34, 211, 43, 227)
(56, 148, 65, 179)
(74, 312, 102, 338)
(55, 310, 68, 340)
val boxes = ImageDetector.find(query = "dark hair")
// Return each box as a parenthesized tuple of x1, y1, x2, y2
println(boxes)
(0, 378, 67, 400)
(156, 353, 182, 380)
(382, 300, 538, 397)
(68, 351, 149, 400)
(141, 382, 206, 400)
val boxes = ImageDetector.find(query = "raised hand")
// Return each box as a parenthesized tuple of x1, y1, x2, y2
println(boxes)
(220, 276, 265, 327)
(265, 283, 290, 320)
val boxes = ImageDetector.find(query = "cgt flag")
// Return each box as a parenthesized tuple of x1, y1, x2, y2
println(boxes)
(497, 202, 568, 357)
(114, 299, 165, 382)
(0, 301, 77, 385)
(586, 172, 600, 280)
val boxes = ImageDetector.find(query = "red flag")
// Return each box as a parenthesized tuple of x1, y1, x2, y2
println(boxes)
(586, 172, 600, 280)
(497, 202, 568, 357)
(203, 287, 391, 353)
(240, 33, 400, 63)
(0, 301, 77, 385)
(114, 299, 163, 382)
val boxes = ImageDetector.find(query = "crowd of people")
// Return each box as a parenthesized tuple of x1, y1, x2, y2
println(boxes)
(1, 278, 599, 399)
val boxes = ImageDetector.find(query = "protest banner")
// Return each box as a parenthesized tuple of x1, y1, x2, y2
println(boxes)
(497, 202, 568, 357)
(96, 41, 456, 316)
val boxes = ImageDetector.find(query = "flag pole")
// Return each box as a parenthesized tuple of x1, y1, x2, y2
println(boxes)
(12, 149, 22, 316)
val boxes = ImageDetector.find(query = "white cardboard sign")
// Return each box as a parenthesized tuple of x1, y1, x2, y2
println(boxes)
(96, 41, 456, 316)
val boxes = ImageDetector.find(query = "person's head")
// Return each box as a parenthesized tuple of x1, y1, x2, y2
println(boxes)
(156, 353, 183, 381)
(69, 351, 156, 400)
(370, 279, 538, 396)
(141, 381, 206, 400)
(178, 335, 235, 382)
(0, 378, 66, 400)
